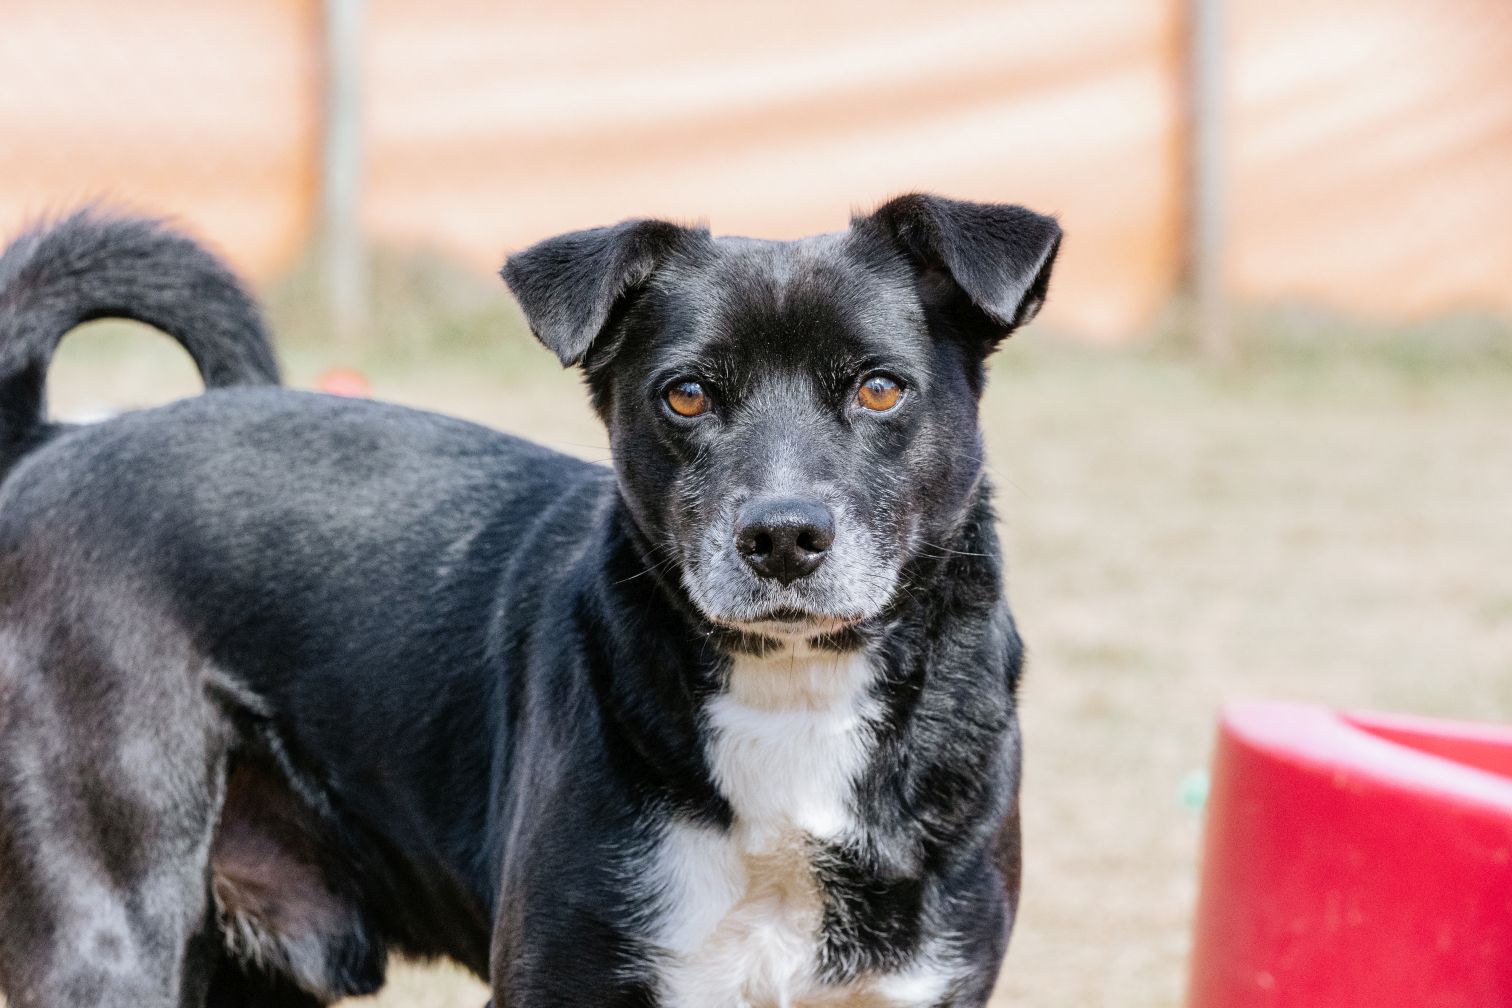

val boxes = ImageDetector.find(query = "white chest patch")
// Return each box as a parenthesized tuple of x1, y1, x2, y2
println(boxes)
(644, 645, 954, 1007)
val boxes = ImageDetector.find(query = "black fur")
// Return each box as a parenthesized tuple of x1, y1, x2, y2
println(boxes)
(0, 209, 279, 467)
(0, 194, 1060, 1007)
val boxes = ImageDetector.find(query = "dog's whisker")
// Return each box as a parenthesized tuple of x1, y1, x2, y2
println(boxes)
(917, 539, 993, 559)
(613, 554, 680, 585)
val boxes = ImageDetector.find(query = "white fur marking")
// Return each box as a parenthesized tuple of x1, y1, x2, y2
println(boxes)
(646, 646, 957, 1006)
(708, 649, 878, 848)
(869, 940, 956, 1004)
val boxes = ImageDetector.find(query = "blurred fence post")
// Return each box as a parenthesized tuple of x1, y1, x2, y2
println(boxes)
(1185, 0, 1229, 359)
(320, 0, 366, 344)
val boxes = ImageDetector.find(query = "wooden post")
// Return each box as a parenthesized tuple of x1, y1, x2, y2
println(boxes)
(1186, 0, 1229, 359)
(320, 0, 366, 344)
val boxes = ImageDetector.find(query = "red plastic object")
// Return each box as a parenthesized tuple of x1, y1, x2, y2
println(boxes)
(1189, 702, 1512, 1008)
(316, 367, 372, 397)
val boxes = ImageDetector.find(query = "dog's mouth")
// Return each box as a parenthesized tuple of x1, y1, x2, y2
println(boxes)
(717, 606, 864, 641)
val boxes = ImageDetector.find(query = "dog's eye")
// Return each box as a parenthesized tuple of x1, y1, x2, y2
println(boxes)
(856, 374, 904, 413)
(666, 381, 711, 418)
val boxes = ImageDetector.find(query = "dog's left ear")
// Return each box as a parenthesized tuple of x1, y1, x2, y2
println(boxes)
(501, 218, 707, 367)
(854, 193, 1062, 346)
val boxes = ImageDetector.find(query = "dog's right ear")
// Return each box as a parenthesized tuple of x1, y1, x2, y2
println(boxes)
(501, 219, 706, 367)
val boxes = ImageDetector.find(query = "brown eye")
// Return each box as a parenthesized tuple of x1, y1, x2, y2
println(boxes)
(856, 374, 903, 412)
(666, 381, 710, 418)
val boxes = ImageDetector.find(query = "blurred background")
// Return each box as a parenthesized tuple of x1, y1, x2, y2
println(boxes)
(3, 1, 1510, 1005)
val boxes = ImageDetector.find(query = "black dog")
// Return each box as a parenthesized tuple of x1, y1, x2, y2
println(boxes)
(0, 195, 1060, 1007)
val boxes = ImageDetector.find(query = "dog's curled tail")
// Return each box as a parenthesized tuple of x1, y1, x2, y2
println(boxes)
(0, 208, 281, 468)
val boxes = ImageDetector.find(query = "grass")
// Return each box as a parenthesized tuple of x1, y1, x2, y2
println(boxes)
(33, 289, 1512, 1007)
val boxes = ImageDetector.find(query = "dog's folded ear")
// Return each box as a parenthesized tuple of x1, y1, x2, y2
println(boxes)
(501, 219, 707, 367)
(854, 193, 1062, 346)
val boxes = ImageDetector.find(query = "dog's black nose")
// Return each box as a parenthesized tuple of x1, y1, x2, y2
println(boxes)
(734, 497, 835, 585)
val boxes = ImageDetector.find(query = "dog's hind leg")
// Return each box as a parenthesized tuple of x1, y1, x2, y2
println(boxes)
(201, 751, 386, 1006)
(0, 625, 231, 1008)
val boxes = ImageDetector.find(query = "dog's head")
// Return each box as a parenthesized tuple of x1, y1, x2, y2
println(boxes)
(503, 194, 1060, 644)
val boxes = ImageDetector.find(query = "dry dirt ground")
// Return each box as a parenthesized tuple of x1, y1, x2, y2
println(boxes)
(26, 320, 1512, 1008)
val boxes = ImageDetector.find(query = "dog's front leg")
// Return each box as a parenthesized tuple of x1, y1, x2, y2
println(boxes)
(488, 869, 664, 1007)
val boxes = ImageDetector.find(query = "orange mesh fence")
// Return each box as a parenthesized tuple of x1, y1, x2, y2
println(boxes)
(0, 0, 319, 278)
(364, 0, 1183, 341)
(1231, 0, 1512, 319)
(1, 0, 1508, 339)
